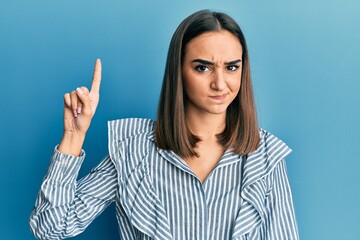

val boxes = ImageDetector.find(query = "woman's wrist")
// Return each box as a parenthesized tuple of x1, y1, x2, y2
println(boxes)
(58, 131, 86, 156)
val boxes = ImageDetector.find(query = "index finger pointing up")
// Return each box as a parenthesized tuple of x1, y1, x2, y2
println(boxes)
(90, 59, 102, 93)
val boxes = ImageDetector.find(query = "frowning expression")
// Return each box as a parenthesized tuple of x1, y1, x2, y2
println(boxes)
(182, 30, 242, 116)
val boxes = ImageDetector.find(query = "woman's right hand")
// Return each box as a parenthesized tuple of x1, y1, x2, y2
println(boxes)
(64, 59, 102, 134)
(58, 59, 102, 156)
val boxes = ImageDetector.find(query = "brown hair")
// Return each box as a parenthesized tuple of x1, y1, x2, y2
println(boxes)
(156, 9, 260, 157)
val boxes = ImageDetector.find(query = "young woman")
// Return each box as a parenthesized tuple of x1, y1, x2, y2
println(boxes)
(30, 10, 299, 240)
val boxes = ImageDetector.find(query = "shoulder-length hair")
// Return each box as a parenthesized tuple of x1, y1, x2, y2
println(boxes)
(155, 9, 260, 157)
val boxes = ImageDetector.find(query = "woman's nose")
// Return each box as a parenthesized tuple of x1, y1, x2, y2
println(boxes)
(211, 69, 226, 91)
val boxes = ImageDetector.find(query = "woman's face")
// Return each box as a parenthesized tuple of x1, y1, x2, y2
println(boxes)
(182, 30, 242, 117)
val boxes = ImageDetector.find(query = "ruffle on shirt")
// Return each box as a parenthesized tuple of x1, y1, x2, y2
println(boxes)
(232, 129, 292, 239)
(108, 118, 173, 240)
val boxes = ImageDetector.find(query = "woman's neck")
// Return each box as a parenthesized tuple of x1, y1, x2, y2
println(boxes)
(185, 110, 226, 141)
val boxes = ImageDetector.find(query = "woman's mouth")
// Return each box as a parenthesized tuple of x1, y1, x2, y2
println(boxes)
(209, 94, 227, 101)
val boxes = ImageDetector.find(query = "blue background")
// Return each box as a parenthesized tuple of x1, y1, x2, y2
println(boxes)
(1, 0, 359, 239)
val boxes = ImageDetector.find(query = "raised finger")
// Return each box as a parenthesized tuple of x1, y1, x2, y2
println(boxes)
(90, 59, 102, 94)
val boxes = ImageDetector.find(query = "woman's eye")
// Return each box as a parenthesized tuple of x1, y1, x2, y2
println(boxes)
(195, 65, 210, 72)
(227, 65, 239, 71)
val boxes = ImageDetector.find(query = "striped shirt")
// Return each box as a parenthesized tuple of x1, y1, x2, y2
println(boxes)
(30, 118, 299, 239)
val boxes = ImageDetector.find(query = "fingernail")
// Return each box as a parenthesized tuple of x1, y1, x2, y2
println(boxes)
(77, 106, 81, 114)
(76, 87, 83, 95)
(73, 110, 78, 118)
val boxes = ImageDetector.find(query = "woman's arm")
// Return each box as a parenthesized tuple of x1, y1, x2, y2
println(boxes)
(257, 159, 300, 239)
(29, 59, 113, 239)
(29, 150, 117, 239)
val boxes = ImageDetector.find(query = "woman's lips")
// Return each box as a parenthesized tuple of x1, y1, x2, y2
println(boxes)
(209, 94, 227, 101)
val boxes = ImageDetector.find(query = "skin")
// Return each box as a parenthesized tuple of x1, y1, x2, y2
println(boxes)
(182, 30, 243, 183)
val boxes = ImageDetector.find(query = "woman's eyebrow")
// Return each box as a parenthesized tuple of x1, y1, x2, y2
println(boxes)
(192, 59, 214, 65)
(226, 59, 242, 65)
(191, 59, 242, 65)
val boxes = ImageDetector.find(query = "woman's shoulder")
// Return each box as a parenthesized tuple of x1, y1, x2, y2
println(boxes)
(256, 127, 292, 163)
(107, 118, 155, 142)
(107, 118, 156, 181)
(257, 128, 291, 156)
(241, 128, 292, 188)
